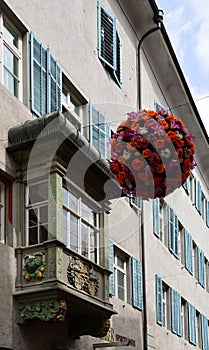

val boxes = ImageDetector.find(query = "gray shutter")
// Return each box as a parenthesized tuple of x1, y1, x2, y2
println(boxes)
(188, 303, 197, 345)
(131, 257, 143, 310)
(184, 230, 193, 274)
(201, 314, 209, 350)
(109, 240, 115, 296)
(153, 198, 160, 238)
(156, 275, 163, 326)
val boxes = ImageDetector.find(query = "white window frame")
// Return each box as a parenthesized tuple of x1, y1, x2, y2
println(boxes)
(114, 250, 127, 302)
(62, 186, 99, 264)
(0, 182, 5, 243)
(0, 12, 22, 100)
(159, 199, 165, 243)
(162, 284, 167, 328)
(25, 181, 48, 246)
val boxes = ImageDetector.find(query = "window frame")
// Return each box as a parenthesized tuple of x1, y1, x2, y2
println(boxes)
(0, 13, 22, 100)
(114, 248, 127, 302)
(62, 185, 100, 264)
(0, 181, 5, 243)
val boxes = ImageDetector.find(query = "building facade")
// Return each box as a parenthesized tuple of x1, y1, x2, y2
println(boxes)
(0, 0, 209, 349)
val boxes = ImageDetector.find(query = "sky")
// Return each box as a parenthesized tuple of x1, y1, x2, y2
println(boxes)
(155, 0, 209, 135)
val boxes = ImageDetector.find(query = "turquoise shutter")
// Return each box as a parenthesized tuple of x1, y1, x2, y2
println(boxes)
(156, 275, 163, 326)
(131, 257, 143, 310)
(108, 240, 115, 296)
(188, 303, 197, 345)
(201, 314, 209, 350)
(184, 230, 193, 274)
(113, 31, 122, 86)
(198, 248, 205, 288)
(153, 198, 160, 238)
(168, 207, 178, 257)
(30, 32, 48, 117)
(98, 2, 116, 70)
(183, 177, 190, 194)
(171, 289, 182, 336)
(206, 200, 209, 227)
(89, 104, 111, 159)
(195, 179, 202, 214)
(48, 51, 62, 113)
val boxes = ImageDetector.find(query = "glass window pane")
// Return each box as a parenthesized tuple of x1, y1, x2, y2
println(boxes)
(29, 182, 48, 204)
(29, 208, 38, 227)
(39, 205, 48, 224)
(40, 224, 48, 242)
(62, 187, 68, 207)
(62, 209, 67, 245)
(3, 68, 18, 97)
(3, 45, 18, 75)
(29, 227, 38, 245)
(70, 214, 78, 251)
(81, 202, 89, 221)
(3, 19, 18, 48)
(69, 192, 78, 213)
(117, 255, 124, 269)
(90, 229, 97, 263)
(81, 223, 88, 258)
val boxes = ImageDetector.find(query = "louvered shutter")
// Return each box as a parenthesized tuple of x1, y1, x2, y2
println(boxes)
(30, 33, 48, 116)
(132, 257, 143, 310)
(156, 275, 163, 326)
(184, 230, 193, 274)
(168, 207, 179, 257)
(113, 31, 122, 86)
(98, 2, 116, 70)
(206, 199, 209, 227)
(198, 247, 205, 288)
(130, 195, 142, 210)
(153, 198, 160, 238)
(109, 240, 115, 296)
(48, 51, 62, 113)
(201, 314, 209, 350)
(183, 177, 190, 194)
(195, 179, 202, 214)
(171, 289, 182, 336)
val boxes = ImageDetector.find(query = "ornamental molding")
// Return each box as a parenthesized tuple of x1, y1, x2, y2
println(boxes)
(19, 299, 67, 322)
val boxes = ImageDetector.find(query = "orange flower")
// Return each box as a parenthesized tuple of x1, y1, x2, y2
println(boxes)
(153, 139, 165, 149)
(118, 156, 126, 164)
(142, 149, 151, 158)
(167, 131, 177, 140)
(173, 138, 184, 148)
(182, 159, 191, 171)
(130, 122, 139, 130)
(158, 120, 169, 129)
(156, 164, 165, 173)
(165, 114, 175, 121)
(131, 158, 144, 171)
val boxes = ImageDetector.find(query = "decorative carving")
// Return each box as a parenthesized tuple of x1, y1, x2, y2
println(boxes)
(70, 316, 110, 338)
(23, 253, 45, 281)
(67, 256, 99, 296)
(99, 318, 111, 338)
(19, 299, 67, 322)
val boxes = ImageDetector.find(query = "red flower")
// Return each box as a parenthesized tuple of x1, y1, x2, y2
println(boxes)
(142, 149, 151, 158)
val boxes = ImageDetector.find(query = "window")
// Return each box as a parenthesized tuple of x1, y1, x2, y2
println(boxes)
(159, 200, 166, 243)
(30, 32, 62, 117)
(26, 182, 48, 245)
(192, 242, 198, 280)
(109, 241, 142, 309)
(168, 206, 178, 258)
(181, 299, 187, 339)
(195, 179, 202, 214)
(0, 182, 5, 243)
(89, 104, 111, 159)
(114, 250, 127, 302)
(153, 198, 166, 243)
(178, 222, 184, 264)
(62, 83, 80, 116)
(97, 2, 122, 87)
(183, 176, 190, 194)
(130, 195, 142, 210)
(1, 15, 22, 98)
(62, 186, 99, 263)
(206, 199, 209, 228)
(162, 284, 169, 328)
(156, 274, 163, 326)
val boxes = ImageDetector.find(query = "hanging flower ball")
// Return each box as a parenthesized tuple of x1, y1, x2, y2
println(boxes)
(109, 109, 196, 199)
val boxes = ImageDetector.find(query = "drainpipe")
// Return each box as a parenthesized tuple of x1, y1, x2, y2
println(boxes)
(137, 9, 164, 350)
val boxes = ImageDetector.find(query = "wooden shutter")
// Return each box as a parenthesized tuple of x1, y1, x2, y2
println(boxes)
(156, 275, 163, 326)
(109, 240, 115, 296)
(98, 2, 116, 70)
(201, 314, 209, 350)
(198, 247, 205, 288)
(132, 257, 143, 310)
(30, 32, 62, 117)
(171, 289, 182, 336)
(153, 198, 160, 238)
(195, 179, 202, 214)
(168, 207, 178, 257)
(188, 303, 197, 345)
(184, 230, 193, 274)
